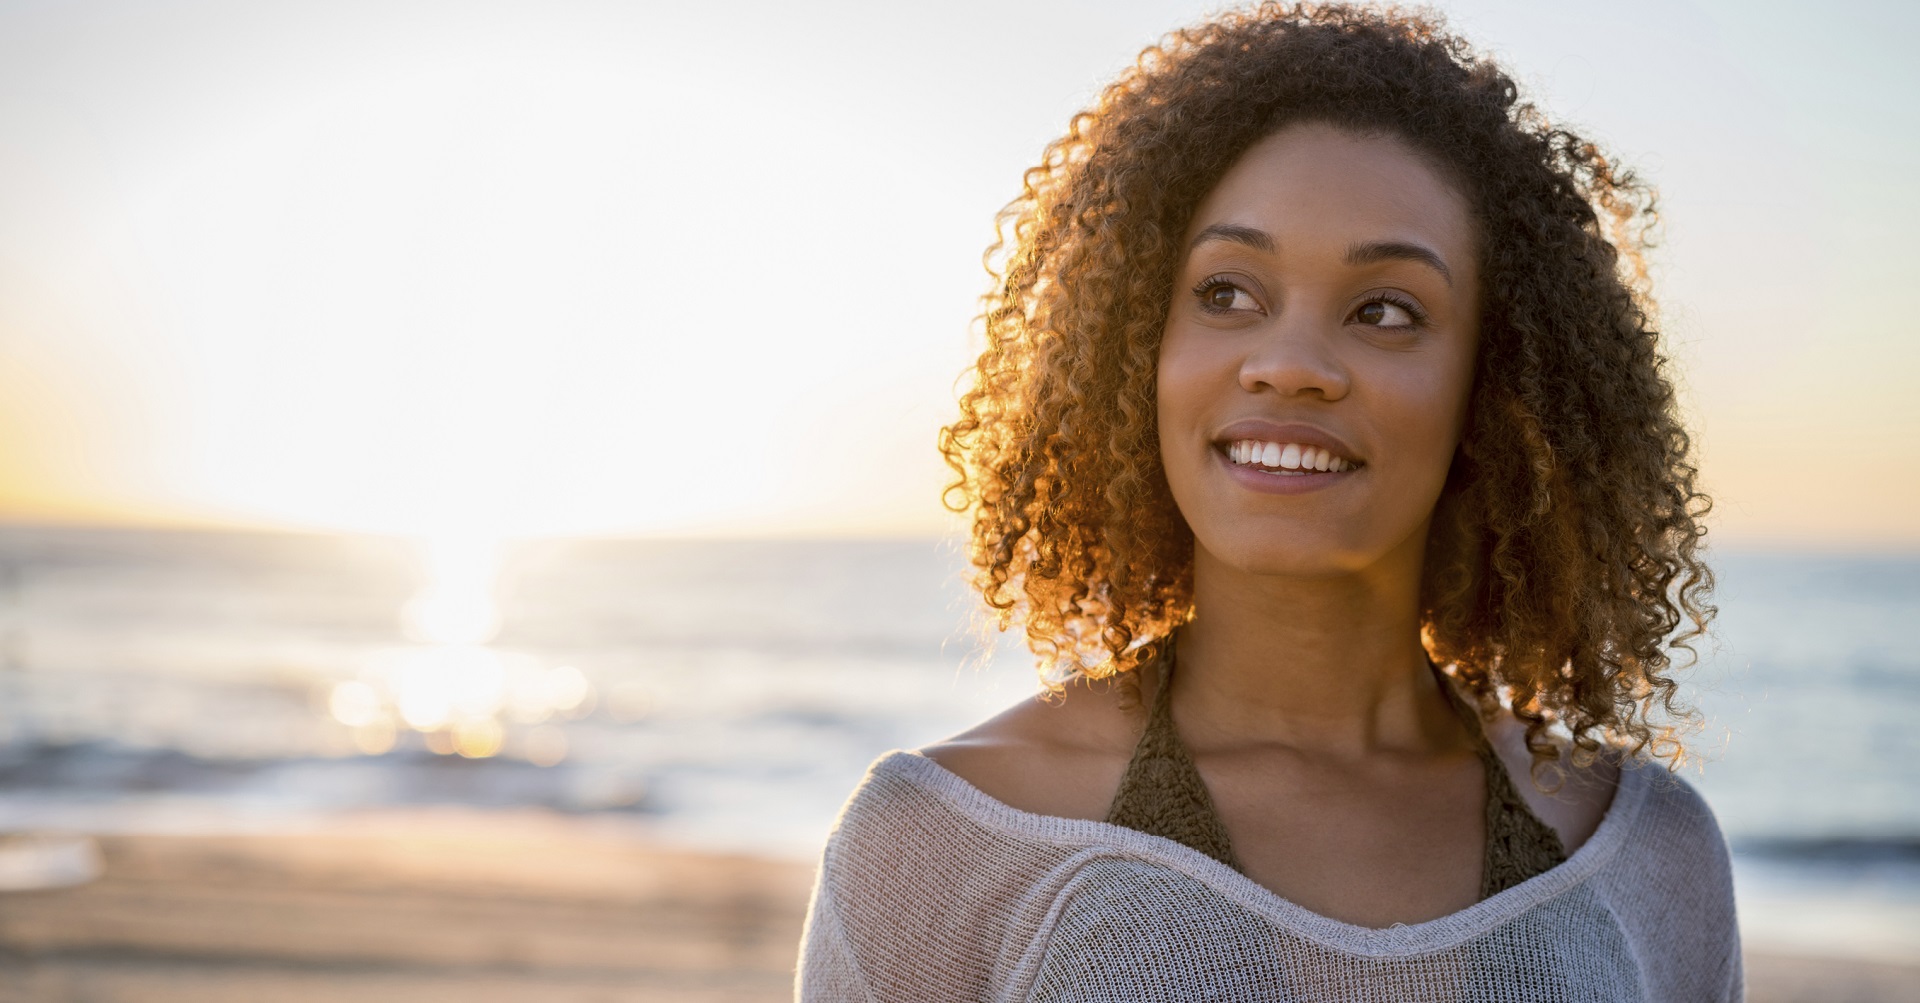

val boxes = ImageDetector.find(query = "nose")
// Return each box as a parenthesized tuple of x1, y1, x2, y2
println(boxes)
(1237, 314, 1351, 400)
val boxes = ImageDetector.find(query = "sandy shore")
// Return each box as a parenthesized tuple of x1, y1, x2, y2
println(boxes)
(0, 813, 814, 1002)
(0, 816, 1913, 1002)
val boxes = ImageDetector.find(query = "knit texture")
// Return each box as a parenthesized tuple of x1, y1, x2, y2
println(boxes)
(1102, 648, 1567, 897)
(797, 751, 1743, 1002)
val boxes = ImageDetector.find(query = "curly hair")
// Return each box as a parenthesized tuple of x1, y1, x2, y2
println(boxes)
(938, 2, 1714, 773)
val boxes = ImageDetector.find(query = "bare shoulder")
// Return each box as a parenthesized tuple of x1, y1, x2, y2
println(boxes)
(919, 675, 1144, 822)
(1482, 709, 1623, 855)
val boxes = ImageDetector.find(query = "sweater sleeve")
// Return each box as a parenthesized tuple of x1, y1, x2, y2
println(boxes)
(791, 753, 1091, 1002)
(1590, 770, 1743, 1002)
(795, 868, 878, 1003)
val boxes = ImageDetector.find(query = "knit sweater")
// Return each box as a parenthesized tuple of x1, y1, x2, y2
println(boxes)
(796, 750, 1742, 1002)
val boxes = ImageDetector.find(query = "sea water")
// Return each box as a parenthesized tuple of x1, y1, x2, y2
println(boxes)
(0, 525, 1912, 960)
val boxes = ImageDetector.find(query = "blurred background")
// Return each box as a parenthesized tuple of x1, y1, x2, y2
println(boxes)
(0, 0, 1913, 999)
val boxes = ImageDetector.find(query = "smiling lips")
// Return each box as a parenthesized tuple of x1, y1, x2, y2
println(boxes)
(1226, 439, 1361, 474)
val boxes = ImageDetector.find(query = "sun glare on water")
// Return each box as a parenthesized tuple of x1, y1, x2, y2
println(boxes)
(325, 534, 597, 763)
(402, 535, 504, 646)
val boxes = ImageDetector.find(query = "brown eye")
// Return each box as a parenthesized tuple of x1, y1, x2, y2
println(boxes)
(1194, 279, 1255, 313)
(1352, 298, 1418, 327)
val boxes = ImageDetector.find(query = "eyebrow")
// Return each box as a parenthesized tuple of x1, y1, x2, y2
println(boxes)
(1344, 240, 1454, 286)
(1189, 223, 1274, 254)
(1189, 224, 1455, 287)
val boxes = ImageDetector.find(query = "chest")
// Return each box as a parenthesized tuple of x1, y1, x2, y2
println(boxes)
(1200, 746, 1488, 926)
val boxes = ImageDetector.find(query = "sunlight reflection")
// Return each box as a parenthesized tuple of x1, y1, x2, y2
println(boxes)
(328, 680, 383, 728)
(311, 535, 615, 762)
(329, 646, 600, 763)
(391, 644, 505, 730)
(451, 717, 504, 759)
(535, 666, 591, 717)
(350, 719, 398, 756)
(402, 535, 501, 645)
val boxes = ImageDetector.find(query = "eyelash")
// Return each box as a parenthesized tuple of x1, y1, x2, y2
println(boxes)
(1191, 274, 1250, 314)
(1357, 291, 1430, 327)
(1190, 276, 1431, 327)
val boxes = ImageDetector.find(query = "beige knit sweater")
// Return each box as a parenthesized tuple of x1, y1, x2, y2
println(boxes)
(796, 751, 1742, 1002)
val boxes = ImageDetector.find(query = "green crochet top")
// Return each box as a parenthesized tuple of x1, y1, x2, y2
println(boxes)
(1104, 641, 1568, 900)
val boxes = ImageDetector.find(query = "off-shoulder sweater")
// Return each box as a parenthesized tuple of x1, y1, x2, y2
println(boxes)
(796, 750, 1742, 1002)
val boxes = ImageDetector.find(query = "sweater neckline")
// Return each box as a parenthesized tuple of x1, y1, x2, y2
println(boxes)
(881, 746, 1651, 958)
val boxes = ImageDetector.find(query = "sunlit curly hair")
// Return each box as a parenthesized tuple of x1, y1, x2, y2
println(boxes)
(938, 2, 1714, 772)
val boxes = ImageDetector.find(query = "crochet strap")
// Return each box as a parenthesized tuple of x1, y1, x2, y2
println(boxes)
(1102, 638, 1568, 900)
(1103, 642, 1239, 869)
(1425, 662, 1570, 896)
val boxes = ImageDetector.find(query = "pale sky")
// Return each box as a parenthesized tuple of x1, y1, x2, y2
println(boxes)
(0, 0, 1913, 545)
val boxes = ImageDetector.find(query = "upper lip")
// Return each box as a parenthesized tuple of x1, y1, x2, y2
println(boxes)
(1212, 419, 1364, 464)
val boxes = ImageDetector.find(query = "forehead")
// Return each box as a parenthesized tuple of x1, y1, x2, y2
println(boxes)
(1186, 122, 1476, 261)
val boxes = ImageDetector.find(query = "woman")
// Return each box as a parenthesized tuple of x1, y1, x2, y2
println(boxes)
(799, 5, 1737, 1000)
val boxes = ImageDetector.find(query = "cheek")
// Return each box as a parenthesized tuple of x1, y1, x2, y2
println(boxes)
(1374, 358, 1474, 482)
(1154, 336, 1189, 439)
(1153, 332, 1224, 522)
(1436, 348, 1478, 447)
(1155, 331, 1222, 463)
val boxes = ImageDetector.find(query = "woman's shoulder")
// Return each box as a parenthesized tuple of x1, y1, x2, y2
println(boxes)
(1480, 708, 1621, 855)
(1478, 711, 1738, 989)
(803, 748, 1062, 1003)
(1604, 754, 1735, 875)
(806, 713, 1159, 1003)
(1574, 753, 1741, 995)
(819, 691, 1123, 867)
(916, 676, 1142, 823)
(1479, 706, 1730, 869)
(802, 703, 1175, 999)
(1479, 709, 1735, 932)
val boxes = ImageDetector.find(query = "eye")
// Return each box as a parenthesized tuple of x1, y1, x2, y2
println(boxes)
(1351, 295, 1425, 328)
(1193, 276, 1260, 315)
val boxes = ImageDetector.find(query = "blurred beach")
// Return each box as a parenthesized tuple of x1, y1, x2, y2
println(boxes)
(0, 524, 1915, 999)
(0, 0, 1913, 997)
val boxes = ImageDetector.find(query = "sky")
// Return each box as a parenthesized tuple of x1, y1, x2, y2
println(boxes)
(0, 0, 1913, 546)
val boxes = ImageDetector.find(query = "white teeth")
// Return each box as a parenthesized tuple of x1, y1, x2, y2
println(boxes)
(1224, 439, 1359, 474)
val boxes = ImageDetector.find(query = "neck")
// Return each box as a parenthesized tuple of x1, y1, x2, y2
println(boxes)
(1170, 530, 1462, 759)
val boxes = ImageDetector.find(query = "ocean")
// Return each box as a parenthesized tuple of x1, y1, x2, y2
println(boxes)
(0, 524, 1912, 961)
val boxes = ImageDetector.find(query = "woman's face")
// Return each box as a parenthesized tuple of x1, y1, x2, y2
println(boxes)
(1156, 122, 1480, 579)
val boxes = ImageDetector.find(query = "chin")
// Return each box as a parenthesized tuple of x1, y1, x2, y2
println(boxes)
(1188, 500, 1439, 582)
(1198, 526, 1380, 579)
